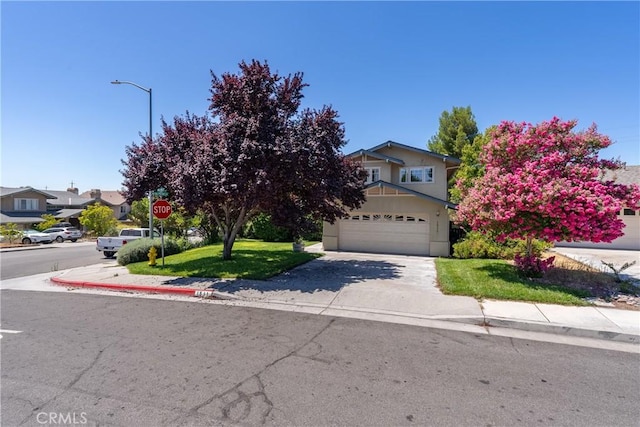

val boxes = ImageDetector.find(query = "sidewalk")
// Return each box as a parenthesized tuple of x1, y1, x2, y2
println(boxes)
(47, 248, 640, 347)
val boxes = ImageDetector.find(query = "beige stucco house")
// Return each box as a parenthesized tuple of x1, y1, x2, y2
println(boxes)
(79, 189, 131, 221)
(323, 141, 460, 257)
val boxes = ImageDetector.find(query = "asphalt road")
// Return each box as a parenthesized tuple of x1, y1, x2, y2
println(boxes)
(2, 290, 638, 426)
(0, 242, 108, 280)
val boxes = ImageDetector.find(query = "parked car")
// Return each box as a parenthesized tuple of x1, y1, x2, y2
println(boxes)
(42, 227, 83, 243)
(52, 222, 73, 228)
(96, 228, 159, 258)
(21, 229, 53, 244)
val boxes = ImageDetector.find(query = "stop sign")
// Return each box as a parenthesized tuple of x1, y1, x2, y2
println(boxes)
(152, 199, 172, 220)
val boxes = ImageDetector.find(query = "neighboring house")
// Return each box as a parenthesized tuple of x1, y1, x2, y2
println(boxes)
(79, 189, 131, 221)
(1, 185, 133, 229)
(323, 141, 460, 257)
(555, 165, 640, 250)
(44, 187, 94, 228)
(0, 186, 57, 229)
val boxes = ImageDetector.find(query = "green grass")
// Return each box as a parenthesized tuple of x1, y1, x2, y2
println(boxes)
(126, 239, 322, 280)
(435, 258, 590, 305)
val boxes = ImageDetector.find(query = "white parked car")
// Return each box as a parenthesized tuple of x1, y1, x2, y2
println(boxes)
(21, 229, 53, 244)
(42, 227, 83, 243)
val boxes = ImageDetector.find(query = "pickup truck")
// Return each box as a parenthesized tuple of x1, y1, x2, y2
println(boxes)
(96, 228, 159, 258)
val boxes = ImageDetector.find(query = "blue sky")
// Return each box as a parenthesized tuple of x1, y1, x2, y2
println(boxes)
(2, 1, 639, 193)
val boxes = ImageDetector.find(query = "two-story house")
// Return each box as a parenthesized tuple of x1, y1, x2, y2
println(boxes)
(323, 141, 460, 257)
(0, 186, 57, 229)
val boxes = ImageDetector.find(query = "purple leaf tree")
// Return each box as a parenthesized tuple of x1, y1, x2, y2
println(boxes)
(121, 60, 365, 260)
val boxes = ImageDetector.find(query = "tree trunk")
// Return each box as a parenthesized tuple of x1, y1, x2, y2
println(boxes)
(525, 236, 533, 258)
(222, 234, 234, 260)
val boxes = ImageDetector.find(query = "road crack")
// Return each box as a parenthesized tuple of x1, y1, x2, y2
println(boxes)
(187, 318, 336, 424)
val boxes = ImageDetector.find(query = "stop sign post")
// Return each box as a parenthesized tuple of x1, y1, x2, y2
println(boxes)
(152, 200, 172, 267)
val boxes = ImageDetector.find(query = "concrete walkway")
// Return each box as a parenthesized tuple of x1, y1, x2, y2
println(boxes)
(37, 245, 640, 347)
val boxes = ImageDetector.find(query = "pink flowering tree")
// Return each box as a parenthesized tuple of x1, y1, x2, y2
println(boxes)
(455, 117, 640, 275)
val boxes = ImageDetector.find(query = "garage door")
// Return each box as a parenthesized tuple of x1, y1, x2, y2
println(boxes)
(339, 213, 430, 255)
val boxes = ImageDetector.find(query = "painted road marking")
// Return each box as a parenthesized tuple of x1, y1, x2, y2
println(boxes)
(0, 329, 23, 339)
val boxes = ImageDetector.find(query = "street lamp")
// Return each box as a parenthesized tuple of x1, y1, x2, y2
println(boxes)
(111, 80, 154, 234)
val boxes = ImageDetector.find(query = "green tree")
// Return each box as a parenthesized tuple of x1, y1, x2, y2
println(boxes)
(129, 198, 200, 238)
(0, 223, 22, 243)
(128, 198, 150, 228)
(79, 203, 118, 236)
(449, 127, 494, 203)
(427, 106, 479, 159)
(35, 214, 58, 231)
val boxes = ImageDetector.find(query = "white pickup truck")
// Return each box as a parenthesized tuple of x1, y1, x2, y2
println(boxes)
(96, 228, 159, 258)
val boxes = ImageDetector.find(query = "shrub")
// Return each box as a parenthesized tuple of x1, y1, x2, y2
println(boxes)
(453, 231, 552, 260)
(514, 254, 555, 278)
(452, 232, 505, 259)
(117, 238, 182, 265)
(248, 213, 292, 242)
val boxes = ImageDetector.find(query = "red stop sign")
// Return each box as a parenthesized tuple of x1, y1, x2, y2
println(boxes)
(152, 199, 172, 220)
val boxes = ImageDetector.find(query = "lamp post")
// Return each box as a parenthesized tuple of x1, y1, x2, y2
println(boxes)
(111, 80, 154, 234)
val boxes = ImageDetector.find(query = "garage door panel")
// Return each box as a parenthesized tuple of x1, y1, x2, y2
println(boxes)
(339, 214, 430, 256)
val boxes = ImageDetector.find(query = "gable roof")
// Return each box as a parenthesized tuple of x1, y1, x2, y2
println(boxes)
(44, 190, 93, 206)
(365, 180, 457, 209)
(349, 149, 405, 165)
(368, 140, 461, 165)
(78, 190, 127, 206)
(0, 186, 56, 199)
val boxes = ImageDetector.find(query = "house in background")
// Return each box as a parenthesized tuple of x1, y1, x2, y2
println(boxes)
(0, 187, 57, 229)
(323, 141, 460, 257)
(555, 165, 640, 250)
(79, 189, 131, 221)
(1, 185, 132, 229)
(44, 186, 94, 228)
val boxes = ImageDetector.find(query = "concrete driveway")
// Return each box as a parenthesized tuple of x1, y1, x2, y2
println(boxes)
(214, 251, 484, 322)
(552, 247, 640, 281)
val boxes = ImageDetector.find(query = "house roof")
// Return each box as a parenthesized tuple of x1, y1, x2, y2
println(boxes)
(0, 211, 47, 224)
(364, 180, 457, 209)
(349, 149, 405, 165)
(604, 165, 640, 186)
(351, 140, 461, 165)
(44, 190, 93, 207)
(53, 208, 86, 219)
(78, 190, 127, 206)
(0, 186, 57, 199)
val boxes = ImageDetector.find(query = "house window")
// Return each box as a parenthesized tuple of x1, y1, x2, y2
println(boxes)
(14, 198, 39, 211)
(400, 167, 434, 183)
(623, 208, 636, 216)
(120, 205, 127, 213)
(365, 167, 380, 183)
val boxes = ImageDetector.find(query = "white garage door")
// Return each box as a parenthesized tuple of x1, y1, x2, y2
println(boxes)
(339, 213, 430, 255)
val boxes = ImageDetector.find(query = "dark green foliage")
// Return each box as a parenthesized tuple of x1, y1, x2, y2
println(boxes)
(453, 231, 551, 260)
(427, 106, 478, 159)
(248, 213, 293, 242)
(117, 238, 182, 266)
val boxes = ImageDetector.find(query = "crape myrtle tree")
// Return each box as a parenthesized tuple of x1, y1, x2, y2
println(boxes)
(455, 117, 640, 275)
(121, 60, 366, 260)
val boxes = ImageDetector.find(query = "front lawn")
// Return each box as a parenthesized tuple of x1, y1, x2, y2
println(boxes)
(435, 257, 592, 305)
(127, 239, 322, 280)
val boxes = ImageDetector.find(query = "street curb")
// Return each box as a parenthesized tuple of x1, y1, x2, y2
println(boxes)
(484, 317, 640, 345)
(48, 277, 640, 345)
(49, 277, 230, 299)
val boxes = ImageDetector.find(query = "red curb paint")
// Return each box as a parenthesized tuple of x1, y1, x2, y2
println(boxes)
(51, 277, 200, 296)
